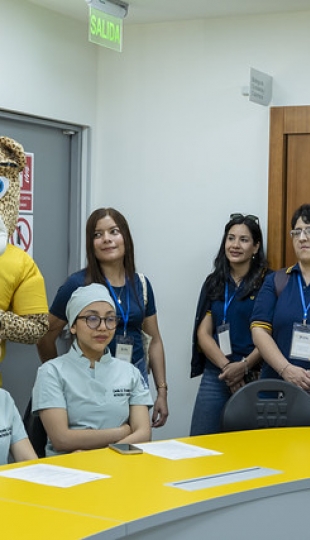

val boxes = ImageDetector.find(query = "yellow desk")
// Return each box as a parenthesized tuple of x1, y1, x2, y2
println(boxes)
(1, 428, 310, 539)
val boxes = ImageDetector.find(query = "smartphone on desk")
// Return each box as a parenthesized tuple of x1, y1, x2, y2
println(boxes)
(109, 443, 143, 455)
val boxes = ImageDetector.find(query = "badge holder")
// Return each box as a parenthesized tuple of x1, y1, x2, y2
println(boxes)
(115, 335, 134, 363)
(290, 322, 310, 361)
(217, 323, 232, 356)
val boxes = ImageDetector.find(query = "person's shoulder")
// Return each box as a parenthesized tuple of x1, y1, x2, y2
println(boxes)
(38, 353, 69, 374)
(66, 268, 87, 285)
(135, 272, 150, 283)
(0, 388, 13, 403)
(3, 244, 37, 268)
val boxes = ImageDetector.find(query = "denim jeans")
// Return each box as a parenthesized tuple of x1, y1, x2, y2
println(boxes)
(190, 365, 232, 435)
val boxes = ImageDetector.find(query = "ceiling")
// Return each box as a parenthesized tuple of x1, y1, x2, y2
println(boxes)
(27, 0, 310, 25)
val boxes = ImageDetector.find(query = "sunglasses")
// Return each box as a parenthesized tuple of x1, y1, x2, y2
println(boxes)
(230, 213, 259, 224)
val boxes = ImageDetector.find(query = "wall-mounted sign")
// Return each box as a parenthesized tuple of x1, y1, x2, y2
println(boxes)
(89, 6, 123, 52)
(9, 152, 34, 256)
(249, 68, 273, 106)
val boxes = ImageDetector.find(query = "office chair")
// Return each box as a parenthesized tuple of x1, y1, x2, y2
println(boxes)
(23, 398, 47, 458)
(221, 378, 310, 432)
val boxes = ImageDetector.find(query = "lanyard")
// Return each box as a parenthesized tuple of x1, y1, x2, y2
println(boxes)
(297, 274, 310, 325)
(106, 278, 130, 335)
(223, 281, 237, 324)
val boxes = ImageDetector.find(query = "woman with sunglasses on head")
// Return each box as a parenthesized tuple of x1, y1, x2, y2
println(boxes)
(37, 208, 168, 428)
(251, 204, 310, 391)
(190, 213, 269, 435)
(32, 284, 153, 456)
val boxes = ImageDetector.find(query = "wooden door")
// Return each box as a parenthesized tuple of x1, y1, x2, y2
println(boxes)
(268, 106, 310, 270)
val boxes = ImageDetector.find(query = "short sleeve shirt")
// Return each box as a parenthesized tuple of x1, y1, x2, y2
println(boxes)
(251, 264, 310, 376)
(0, 389, 28, 465)
(0, 244, 48, 361)
(32, 343, 153, 456)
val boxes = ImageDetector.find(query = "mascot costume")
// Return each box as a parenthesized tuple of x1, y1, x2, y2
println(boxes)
(0, 136, 49, 378)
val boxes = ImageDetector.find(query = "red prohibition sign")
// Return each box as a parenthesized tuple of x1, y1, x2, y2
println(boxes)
(14, 217, 32, 252)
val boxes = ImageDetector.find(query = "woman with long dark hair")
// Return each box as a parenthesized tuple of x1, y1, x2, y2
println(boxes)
(190, 213, 269, 435)
(37, 208, 168, 428)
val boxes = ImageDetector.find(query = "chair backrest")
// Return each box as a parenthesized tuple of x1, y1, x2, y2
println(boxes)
(23, 398, 47, 458)
(221, 379, 310, 432)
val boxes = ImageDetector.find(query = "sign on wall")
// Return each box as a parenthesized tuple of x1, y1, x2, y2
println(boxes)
(249, 68, 273, 106)
(9, 152, 34, 257)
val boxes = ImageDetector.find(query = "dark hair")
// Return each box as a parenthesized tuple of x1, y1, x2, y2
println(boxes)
(291, 204, 310, 229)
(85, 208, 136, 286)
(204, 214, 268, 300)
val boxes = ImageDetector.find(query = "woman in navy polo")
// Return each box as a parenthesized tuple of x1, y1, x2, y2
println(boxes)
(190, 213, 269, 435)
(251, 204, 310, 391)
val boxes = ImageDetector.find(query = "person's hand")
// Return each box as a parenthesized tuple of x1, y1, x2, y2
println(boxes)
(229, 380, 245, 394)
(152, 393, 168, 428)
(218, 361, 245, 387)
(282, 364, 310, 391)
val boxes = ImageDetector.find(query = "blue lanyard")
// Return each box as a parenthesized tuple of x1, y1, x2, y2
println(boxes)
(223, 281, 237, 324)
(106, 278, 130, 335)
(297, 274, 310, 325)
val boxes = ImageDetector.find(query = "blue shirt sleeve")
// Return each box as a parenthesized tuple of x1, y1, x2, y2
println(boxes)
(250, 272, 278, 328)
(50, 269, 87, 321)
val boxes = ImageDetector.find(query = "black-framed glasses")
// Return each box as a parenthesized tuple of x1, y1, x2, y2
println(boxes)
(76, 315, 119, 330)
(230, 213, 259, 224)
(290, 226, 310, 239)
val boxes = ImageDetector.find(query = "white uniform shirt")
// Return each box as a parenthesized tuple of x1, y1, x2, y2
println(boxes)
(32, 343, 153, 456)
(0, 389, 28, 465)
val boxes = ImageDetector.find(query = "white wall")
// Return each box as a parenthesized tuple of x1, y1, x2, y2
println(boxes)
(94, 11, 310, 440)
(2, 1, 310, 441)
(1, 0, 97, 127)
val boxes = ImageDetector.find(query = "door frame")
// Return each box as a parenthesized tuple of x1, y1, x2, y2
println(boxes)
(0, 108, 90, 274)
(268, 105, 310, 270)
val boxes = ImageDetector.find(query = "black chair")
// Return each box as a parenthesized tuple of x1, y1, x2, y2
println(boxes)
(23, 398, 47, 458)
(221, 378, 310, 432)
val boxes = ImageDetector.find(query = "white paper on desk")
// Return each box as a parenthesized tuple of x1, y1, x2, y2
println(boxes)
(134, 440, 222, 460)
(0, 464, 110, 488)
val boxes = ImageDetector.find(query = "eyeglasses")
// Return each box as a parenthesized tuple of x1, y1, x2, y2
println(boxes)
(230, 213, 259, 224)
(290, 226, 310, 239)
(76, 315, 119, 330)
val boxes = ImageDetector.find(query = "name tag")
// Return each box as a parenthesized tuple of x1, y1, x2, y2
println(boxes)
(290, 322, 310, 361)
(217, 323, 232, 356)
(115, 335, 134, 362)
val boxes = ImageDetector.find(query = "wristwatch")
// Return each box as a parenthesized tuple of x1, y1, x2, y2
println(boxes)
(157, 382, 168, 391)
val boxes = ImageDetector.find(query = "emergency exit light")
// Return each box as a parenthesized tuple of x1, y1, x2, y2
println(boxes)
(85, 0, 128, 52)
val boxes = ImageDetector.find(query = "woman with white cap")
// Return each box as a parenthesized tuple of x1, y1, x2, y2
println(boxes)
(32, 284, 153, 456)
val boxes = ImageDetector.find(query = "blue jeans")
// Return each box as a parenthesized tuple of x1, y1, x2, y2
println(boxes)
(190, 366, 232, 435)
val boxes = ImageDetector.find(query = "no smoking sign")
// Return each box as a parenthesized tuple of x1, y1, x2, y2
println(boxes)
(10, 215, 33, 257)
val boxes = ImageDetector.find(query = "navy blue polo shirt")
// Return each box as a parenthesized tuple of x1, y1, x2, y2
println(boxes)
(206, 276, 259, 368)
(251, 264, 310, 378)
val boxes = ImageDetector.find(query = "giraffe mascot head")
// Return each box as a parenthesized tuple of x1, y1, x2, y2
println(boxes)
(0, 136, 26, 254)
(0, 136, 49, 367)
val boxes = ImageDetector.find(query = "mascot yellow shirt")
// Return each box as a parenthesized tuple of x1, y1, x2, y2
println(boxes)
(0, 244, 48, 363)
(0, 245, 48, 314)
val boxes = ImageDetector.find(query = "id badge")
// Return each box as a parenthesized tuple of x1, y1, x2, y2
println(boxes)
(217, 323, 232, 356)
(290, 322, 310, 361)
(115, 335, 134, 362)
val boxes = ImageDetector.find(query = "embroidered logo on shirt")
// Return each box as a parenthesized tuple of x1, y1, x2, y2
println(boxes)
(113, 388, 131, 397)
(0, 428, 12, 438)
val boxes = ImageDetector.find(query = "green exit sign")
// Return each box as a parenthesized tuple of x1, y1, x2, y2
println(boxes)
(89, 6, 123, 52)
